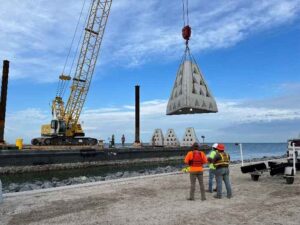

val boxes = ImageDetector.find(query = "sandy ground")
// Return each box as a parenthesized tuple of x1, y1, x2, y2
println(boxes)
(0, 162, 299, 225)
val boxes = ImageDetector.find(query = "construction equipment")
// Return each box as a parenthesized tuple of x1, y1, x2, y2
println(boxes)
(240, 140, 300, 184)
(32, 0, 112, 146)
(287, 138, 300, 163)
(167, 0, 218, 115)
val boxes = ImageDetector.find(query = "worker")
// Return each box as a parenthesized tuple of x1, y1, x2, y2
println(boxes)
(111, 134, 115, 148)
(212, 143, 232, 199)
(207, 143, 218, 193)
(152, 135, 155, 146)
(184, 142, 208, 201)
(121, 134, 125, 147)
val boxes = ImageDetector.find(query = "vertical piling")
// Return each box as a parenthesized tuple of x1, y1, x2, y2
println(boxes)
(135, 85, 140, 144)
(0, 178, 2, 204)
(0, 60, 9, 144)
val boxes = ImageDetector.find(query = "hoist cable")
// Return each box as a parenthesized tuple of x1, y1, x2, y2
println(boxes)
(182, 0, 185, 26)
(62, 0, 92, 99)
(181, 0, 189, 26)
(56, 0, 88, 97)
(186, 0, 189, 25)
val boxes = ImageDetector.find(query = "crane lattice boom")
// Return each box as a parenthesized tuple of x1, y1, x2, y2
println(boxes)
(64, 0, 112, 132)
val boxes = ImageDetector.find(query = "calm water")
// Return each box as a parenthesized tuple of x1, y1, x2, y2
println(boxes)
(213, 143, 286, 161)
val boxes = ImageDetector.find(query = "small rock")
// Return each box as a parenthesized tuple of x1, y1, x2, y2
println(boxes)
(8, 183, 20, 192)
(52, 177, 59, 182)
(29, 183, 41, 190)
(95, 176, 105, 181)
(89, 177, 96, 182)
(122, 171, 130, 178)
(80, 176, 87, 182)
(115, 172, 124, 178)
(42, 181, 53, 189)
(55, 182, 65, 187)
(35, 181, 43, 186)
(165, 166, 173, 172)
(19, 183, 32, 192)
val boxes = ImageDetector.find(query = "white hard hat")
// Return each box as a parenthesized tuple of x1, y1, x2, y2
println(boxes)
(212, 143, 218, 149)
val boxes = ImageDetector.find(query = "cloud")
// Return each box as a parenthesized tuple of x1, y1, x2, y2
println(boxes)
(240, 82, 300, 109)
(5, 93, 300, 144)
(108, 0, 300, 67)
(1, 0, 299, 81)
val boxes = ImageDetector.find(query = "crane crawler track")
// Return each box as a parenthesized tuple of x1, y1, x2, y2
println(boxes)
(31, 137, 98, 146)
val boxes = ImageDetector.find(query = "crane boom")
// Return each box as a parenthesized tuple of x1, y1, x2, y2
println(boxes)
(32, 0, 112, 146)
(64, 0, 112, 131)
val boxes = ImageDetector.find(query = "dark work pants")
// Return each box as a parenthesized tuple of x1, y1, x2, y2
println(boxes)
(189, 172, 206, 200)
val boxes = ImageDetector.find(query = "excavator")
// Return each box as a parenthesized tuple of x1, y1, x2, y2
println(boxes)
(31, 0, 112, 146)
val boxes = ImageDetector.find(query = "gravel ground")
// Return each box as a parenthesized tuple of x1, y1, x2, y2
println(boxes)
(0, 161, 299, 225)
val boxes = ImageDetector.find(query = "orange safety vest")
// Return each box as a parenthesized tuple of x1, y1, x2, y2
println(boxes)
(214, 152, 230, 168)
(184, 150, 207, 172)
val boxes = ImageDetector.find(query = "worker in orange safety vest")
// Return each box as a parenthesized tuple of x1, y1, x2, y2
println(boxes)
(184, 142, 208, 201)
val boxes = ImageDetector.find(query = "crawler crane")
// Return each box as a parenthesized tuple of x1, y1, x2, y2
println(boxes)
(32, 0, 112, 145)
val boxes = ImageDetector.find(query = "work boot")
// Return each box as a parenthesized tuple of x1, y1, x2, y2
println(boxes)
(213, 188, 217, 192)
(187, 197, 194, 201)
(213, 195, 221, 199)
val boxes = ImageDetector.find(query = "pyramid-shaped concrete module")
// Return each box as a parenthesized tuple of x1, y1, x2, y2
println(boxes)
(164, 129, 180, 147)
(150, 129, 164, 146)
(181, 127, 199, 147)
(167, 59, 218, 115)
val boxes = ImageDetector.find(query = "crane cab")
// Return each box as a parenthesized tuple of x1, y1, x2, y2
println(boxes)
(50, 119, 66, 135)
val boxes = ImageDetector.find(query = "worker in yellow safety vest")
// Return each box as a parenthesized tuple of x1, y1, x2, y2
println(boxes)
(211, 143, 232, 199)
(207, 143, 218, 193)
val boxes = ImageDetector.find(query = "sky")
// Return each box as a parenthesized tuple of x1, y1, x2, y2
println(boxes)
(1, 0, 300, 144)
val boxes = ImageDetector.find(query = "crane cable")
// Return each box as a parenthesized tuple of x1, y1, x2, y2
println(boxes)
(182, 0, 189, 26)
(62, 0, 93, 99)
(56, 0, 88, 97)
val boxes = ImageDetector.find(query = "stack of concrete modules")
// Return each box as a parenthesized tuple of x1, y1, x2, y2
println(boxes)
(164, 129, 180, 147)
(151, 129, 164, 146)
(181, 127, 199, 147)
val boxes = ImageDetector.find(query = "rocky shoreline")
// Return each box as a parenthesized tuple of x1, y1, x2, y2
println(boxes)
(1, 155, 285, 193)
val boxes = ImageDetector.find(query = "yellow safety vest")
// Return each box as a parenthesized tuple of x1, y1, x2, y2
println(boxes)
(214, 152, 230, 168)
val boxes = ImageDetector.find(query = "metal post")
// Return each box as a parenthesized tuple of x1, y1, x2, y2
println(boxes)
(0, 60, 9, 143)
(135, 85, 140, 144)
(293, 143, 296, 176)
(239, 143, 244, 166)
(0, 178, 3, 204)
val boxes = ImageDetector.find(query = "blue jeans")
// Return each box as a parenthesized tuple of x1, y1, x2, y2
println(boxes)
(208, 169, 216, 192)
(215, 167, 232, 198)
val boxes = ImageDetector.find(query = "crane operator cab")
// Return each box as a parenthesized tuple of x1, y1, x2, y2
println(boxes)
(50, 119, 67, 135)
